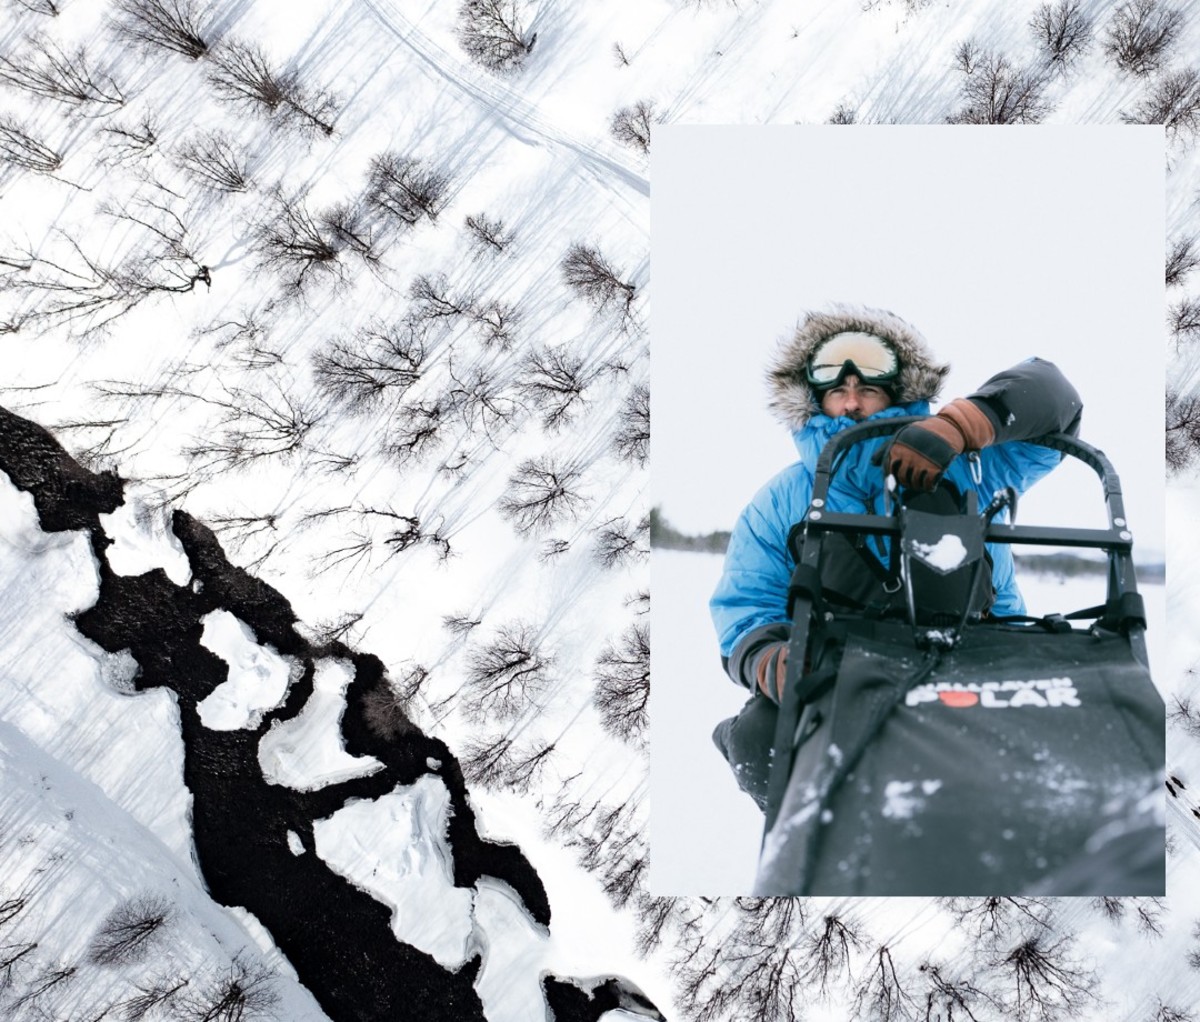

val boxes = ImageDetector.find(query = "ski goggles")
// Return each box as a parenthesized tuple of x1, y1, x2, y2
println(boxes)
(805, 332, 900, 389)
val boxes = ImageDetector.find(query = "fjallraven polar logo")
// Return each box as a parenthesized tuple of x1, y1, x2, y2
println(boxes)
(908, 678, 1081, 709)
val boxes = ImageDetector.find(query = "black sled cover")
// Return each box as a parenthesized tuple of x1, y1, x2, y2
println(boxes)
(754, 621, 1164, 896)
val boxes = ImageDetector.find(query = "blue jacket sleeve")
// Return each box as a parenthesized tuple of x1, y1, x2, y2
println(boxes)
(710, 462, 812, 688)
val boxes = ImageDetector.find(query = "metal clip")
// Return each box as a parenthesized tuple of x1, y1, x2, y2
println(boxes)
(968, 450, 982, 485)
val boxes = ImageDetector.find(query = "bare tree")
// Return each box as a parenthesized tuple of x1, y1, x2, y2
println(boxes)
(593, 622, 649, 745)
(611, 383, 649, 466)
(12, 0, 61, 14)
(801, 914, 864, 996)
(461, 621, 553, 721)
(0, 36, 123, 106)
(3, 199, 210, 335)
(175, 131, 250, 191)
(312, 325, 425, 411)
(0, 940, 36, 991)
(1168, 235, 1199, 287)
(179, 959, 279, 1022)
(949, 47, 1052, 124)
(177, 383, 315, 472)
(561, 242, 637, 316)
(994, 934, 1095, 1020)
(1150, 1003, 1195, 1022)
(100, 116, 158, 163)
(945, 896, 1051, 942)
(918, 960, 1002, 1022)
(112, 0, 208, 59)
(677, 898, 807, 1022)
(361, 679, 418, 740)
(1103, 0, 1182, 77)
(368, 153, 448, 226)
(851, 944, 916, 1022)
(253, 189, 346, 294)
(633, 895, 702, 959)
(387, 399, 446, 464)
(1168, 692, 1200, 736)
(208, 39, 336, 135)
(1166, 388, 1200, 472)
(456, 0, 533, 74)
(593, 515, 648, 569)
(0, 116, 62, 173)
(464, 211, 513, 253)
(517, 346, 592, 430)
(88, 894, 172, 965)
(1134, 899, 1165, 937)
(1171, 297, 1200, 345)
(119, 977, 190, 1021)
(1030, 1, 1092, 69)
(497, 456, 587, 533)
(460, 732, 556, 792)
(610, 100, 656, 154)
(1123, 67, 1200, 143)
(828, 103, 857, 124)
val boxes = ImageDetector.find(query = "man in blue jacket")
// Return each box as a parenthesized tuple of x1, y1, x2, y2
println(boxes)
(710, 304, 1083, 809)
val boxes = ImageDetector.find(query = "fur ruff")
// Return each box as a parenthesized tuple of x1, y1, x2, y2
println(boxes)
(766, 304, 950, 430)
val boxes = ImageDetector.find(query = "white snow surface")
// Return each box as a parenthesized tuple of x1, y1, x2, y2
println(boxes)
(911, 534, 968, 572)
(197, 609, 297, 731)
(258, 656, 383, 790)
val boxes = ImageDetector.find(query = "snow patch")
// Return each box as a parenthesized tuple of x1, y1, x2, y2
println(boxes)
(196, 610, 296, 731)
(882, 780, 942, 820)
(287, 830, 305, 856)
(313, 775, 473, 968)
(259, 658, 383, 790)
(99, 495, 192, 585)
(910, 534, 967, 572)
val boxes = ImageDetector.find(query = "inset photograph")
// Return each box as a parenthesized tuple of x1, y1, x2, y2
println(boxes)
(650, 125, 1166, 896)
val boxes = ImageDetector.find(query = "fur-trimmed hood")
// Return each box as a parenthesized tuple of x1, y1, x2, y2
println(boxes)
(766, 305, 950, 431)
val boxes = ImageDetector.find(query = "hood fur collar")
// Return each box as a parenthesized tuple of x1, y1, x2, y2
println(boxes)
(767, 304, 950, 430)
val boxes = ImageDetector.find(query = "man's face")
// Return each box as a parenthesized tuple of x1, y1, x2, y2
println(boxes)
(819, 374, 892, 420)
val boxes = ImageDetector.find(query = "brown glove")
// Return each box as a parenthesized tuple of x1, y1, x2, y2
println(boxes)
(884, 398, 996, 491)
(751, 642, 789, 703)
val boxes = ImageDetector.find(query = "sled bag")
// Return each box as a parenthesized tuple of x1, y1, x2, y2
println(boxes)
(754, 620, 1164, 896)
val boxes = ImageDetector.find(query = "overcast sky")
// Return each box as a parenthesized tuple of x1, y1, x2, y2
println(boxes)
(651, 125, 1165, 557)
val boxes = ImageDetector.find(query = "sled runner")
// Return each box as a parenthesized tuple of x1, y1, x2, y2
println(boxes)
(755, 418, 1164, 896)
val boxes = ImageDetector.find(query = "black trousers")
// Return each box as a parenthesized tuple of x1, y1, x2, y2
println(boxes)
(712, 692, 779, 812)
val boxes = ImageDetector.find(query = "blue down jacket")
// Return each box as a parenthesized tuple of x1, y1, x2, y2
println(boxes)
(711, 363, 1079, 690)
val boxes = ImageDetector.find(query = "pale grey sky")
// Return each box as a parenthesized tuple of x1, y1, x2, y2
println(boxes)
(651, 125, 1165, 555)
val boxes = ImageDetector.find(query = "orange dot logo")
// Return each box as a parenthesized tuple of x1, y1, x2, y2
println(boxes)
(938, 690, 979, 708)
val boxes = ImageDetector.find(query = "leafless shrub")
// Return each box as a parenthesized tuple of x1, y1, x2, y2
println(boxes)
(179, 959, 279, 1022)
(175, 130, 249, 191)
(119, 977, 190, 1021)
(312, 325, 425, 411)
(517, 346, 592, 430)
(1168, 235, 1199, 287)
(954, 38, 979, 74)
(1123, 67, 1200, 143)
(610, 100, 655, 154)
(497, 456, 587, 533)
(461, 622, 553, 721)
(0, 116, 62, 173)
(945, 896, 1051, 941)
(443, 613, 481, 635)
(88, 894, 172, 965)
(1030, 1, 1092, 69)
(0, 36, 123, 106)
(1134, 899, 1165, 937)
(561, 242, 637, 314)
(613, 42, 630, 66)
(593, 622, 649, 745)
(1103, 0, 1182, 77)
(995, 934, 1096, 1020)
(828, 103, 857, 124)
(1169, 692, 1200, 735)
(612, 383, 649, 466)
(100, 116, 157, 163)
(949, 47, 1052, 123)
(112, 0, 208, 60)
(460, 732, 556, 791)
(387, 399, 446, 464)
(540, 537, 570, 560)
(464, 212, 512, 252)
(1092, 896, 1125, 922)
(456, 0, 533, 74)
(1150, 1003, 1196, 1022)
(368, 152, 448, 226)
(208, 39, 336, 135)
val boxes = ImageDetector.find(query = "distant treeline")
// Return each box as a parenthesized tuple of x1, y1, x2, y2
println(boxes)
(652, 507, 1165, 583)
